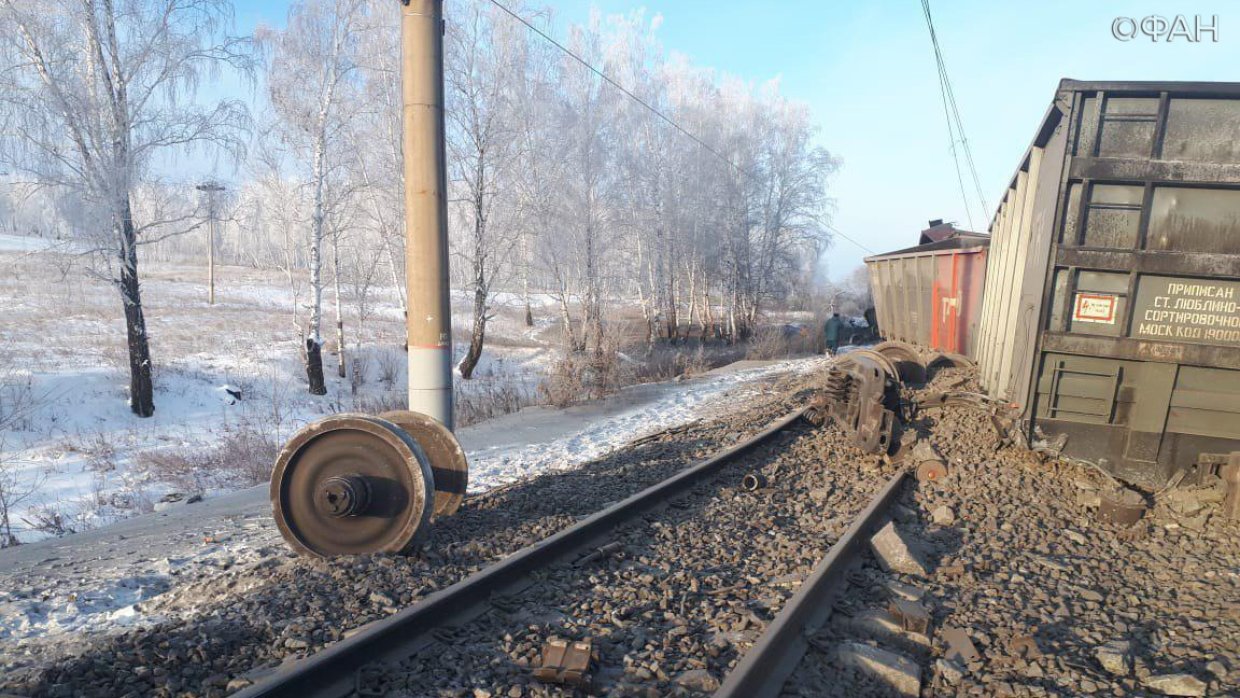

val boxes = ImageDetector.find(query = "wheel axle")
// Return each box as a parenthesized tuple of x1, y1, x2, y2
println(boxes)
(316, 474, 371, 518)
(270, 412, 469, 557)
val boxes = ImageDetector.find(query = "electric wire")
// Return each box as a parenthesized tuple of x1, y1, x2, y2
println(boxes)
(824, 224, 877, 257)
(920, 0, 989, 227)
(487, 0, 876, 255)
(925, 0, 987, 214)
(487, 0, 739, 177)
(933, 55, 976, 231)
(921, 0, 974, 228)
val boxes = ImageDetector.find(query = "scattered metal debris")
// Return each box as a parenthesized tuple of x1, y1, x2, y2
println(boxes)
(1097, 488, 1147, 526)
(899, 440, 950, 483)
(914, 391, 1019, 447)
(915, 460, 948, 482)
(741, 472, 768, 492)
(574, 542, 624, 567)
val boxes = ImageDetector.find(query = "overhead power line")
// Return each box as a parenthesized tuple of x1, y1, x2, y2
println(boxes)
(487, 0, 739, 177)
(487, 0, 875, 255)
(824, 224, 877, 257)
(920, 0, 989, 229)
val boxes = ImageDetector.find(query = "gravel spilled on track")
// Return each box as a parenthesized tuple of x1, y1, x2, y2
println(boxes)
(9, 364, 1238, 698)
(784, 368, 1240, 698)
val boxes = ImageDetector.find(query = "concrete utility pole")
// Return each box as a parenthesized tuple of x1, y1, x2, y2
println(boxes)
(401, 0, 454, 429)
(197, 181, 225, 305)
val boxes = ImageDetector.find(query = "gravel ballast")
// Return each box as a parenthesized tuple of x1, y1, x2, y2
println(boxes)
(5, 365, 1237, 698)
(785, 369, 1240, 698)
(371, 413, 893, 697)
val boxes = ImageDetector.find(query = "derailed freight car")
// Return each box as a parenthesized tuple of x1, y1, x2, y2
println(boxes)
(976, 79, 1240, 487)
(866, 233, 989, 356)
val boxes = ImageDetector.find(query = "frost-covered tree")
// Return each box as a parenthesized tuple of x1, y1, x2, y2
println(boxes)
(445, 0, 529, 379)
(262, 0, 369, 395)
(348, 2, 407, 318)
(0, 0, 253, 416)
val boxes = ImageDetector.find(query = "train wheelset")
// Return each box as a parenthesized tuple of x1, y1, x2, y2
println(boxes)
(269, 411, 468, 558)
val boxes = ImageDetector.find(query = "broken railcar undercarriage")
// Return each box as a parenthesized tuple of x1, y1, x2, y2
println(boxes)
(810, 341, 1020, 456)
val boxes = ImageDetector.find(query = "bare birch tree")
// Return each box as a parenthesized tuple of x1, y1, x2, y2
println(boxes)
(0, 0, 253, 416)
(263, 0, 367, 395)
(445, 0, 527, 379)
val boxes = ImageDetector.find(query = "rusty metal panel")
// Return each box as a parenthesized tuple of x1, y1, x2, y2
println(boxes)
(916, 256, 934, 343)
(865, 245, 989, 355)
(964, 249, 988, 356)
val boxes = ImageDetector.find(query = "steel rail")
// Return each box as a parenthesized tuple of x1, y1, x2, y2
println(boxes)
(235, 407, 809, 698)
(713, 468, 909, 698)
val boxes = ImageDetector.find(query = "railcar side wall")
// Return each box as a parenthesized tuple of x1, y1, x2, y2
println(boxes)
(866, 246, 987, 356)
(980, 79, 1240, 486)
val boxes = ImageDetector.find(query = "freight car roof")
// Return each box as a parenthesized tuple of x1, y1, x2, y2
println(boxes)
(1059, 78, 1240, 95)
(864, 234, 989, 262)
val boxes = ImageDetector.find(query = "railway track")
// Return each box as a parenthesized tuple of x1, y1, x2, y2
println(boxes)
(235, 405, 910, 698)
(716, 470, 908, 698)
(236, 409, 808, 697)
(13, 360, 1236, 698)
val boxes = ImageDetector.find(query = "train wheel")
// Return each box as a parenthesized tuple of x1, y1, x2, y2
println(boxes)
(839, 349, 900, 383)
(873, 341, 927, 385)
(925, 351, 974, 380)
(271, 414, 435, 557)
(380, 410, 468, 517)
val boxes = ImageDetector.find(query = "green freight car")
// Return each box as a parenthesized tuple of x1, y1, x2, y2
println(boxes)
(976, 79, 1240, 487)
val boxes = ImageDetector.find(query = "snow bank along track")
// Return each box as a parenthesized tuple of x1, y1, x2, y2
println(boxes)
(235, 406, 912, 697)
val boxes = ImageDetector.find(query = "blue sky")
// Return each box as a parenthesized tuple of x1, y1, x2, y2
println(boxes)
(231, 0, 1238, 279)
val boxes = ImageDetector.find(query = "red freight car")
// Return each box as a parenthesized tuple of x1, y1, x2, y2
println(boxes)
(865, 222, 989, 356)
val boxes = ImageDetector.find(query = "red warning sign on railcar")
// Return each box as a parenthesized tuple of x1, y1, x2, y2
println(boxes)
(1072, 293, 1118, 324)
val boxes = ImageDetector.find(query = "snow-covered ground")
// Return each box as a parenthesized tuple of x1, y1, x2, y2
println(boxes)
(0, 233, 64, 253)
(0, 355, 827, 643)
(463, 358, 815, 492)
(0, 244, 564, 544)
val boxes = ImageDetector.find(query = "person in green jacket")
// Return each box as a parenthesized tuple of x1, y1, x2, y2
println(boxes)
(824, 312, 843, 354)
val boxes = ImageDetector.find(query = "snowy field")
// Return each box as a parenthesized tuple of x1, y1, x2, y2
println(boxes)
(0, 239, 823, 547)
(0, 240, 562, 545)
(0, 233, 835, 649)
